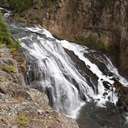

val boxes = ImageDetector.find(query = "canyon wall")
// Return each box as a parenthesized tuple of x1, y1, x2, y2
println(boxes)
(1, 0, 128, 77)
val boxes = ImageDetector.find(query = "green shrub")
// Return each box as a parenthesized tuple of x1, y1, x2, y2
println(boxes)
(0, 13, 20, 49)
(75, 35, 111, 52)
(98, 0, 113, 8)
(8, 0, 32, 13)
(0, 65, 17, 73)
(0, 13, 11, 43)
(17, 113, 30, 127)
(0, 77, 8, 82)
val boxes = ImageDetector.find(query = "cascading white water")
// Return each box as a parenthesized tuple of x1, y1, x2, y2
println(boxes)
(11, 25, 128, 119)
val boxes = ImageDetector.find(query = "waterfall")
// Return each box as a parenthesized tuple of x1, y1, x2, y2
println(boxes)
(10, 25, 128, 119)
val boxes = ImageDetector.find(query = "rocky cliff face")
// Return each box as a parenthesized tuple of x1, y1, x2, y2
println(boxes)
(25, 0, 128, 77)
(1, 0, 128, 76)
(0, 12, 79, 128)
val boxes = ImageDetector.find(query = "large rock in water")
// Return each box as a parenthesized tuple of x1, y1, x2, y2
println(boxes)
(2, 0, 128, 77)
(0, 47, 79, 128)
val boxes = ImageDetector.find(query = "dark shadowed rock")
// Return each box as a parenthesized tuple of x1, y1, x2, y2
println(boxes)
(113, 80, 128, 112)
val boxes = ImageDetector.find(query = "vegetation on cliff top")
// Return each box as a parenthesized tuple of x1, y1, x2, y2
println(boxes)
(8, 0, 32, 13)
(3, 0, 58, 13)
(0, 12, 20, 49)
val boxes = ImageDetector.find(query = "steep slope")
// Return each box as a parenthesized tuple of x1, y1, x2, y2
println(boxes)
(0, 12, 79, 128)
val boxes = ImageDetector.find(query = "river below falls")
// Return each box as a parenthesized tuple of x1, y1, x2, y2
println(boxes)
(77, 102, 128, 128)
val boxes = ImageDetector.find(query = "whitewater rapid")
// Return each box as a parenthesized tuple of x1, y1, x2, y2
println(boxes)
(10, 25, 128, 119)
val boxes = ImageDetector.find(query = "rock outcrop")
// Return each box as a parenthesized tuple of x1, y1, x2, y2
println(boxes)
(2, 0, 127, 77)
(0, 46, 79, 128)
